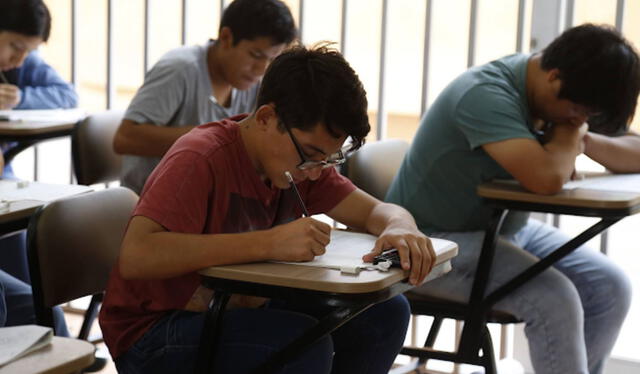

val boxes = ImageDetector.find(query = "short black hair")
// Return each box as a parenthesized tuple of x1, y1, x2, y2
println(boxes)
(0, 0, 51, 42)
(257, 43, 370, 151)
(220, 0, 297, 46)
(541, 23, 640, 134)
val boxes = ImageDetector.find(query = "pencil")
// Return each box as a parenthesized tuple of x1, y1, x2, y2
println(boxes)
(285, 171, 310, 217)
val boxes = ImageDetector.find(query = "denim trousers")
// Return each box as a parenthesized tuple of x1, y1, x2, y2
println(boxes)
(413, 218, 631, 374)
(0, 231, 69, 336)
(115, 294, 410, 374)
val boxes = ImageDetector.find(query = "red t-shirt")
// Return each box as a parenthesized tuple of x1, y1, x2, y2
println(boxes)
(99, 116, 356, 358)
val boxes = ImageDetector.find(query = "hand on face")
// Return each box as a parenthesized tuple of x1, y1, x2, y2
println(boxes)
(266, 217, 332, 262)
(0, 83, 20, 109)
(362, 227, 436, 286)
(547, 121, 588, 151)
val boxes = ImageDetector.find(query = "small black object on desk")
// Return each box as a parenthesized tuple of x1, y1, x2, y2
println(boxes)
(372, 249, 402, 268)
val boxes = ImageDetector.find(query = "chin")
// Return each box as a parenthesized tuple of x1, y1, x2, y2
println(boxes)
(233, 80, 254, 91)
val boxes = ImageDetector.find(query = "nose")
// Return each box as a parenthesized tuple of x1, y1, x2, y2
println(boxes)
(10, 50, 28, 68)
(253, 58, 269, 76)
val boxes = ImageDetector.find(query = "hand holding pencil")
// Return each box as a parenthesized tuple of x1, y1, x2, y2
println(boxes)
(0, 72, 20, 110)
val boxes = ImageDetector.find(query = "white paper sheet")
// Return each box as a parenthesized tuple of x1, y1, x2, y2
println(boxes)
(563, 174, 640, 193)
(274, 230, 458, 274)
(0, 108, 85, 125)
(0, 180, 90, 202)
(0, 325, 52, 367)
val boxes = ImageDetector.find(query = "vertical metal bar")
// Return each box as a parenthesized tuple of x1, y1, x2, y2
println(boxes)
(467, 0, 478, 68)
(71, 0, 79, 86)
(376, 0, 389, 140)
(420, 0, 433, 117)
(181, 0, 188, 45)
(70, 0, 79, 184)
(107, 0, 115, 110)
(220, 0, 228, 15)
(410, 316, 418, 346)
(33, 147, 39, 181)
(600, 229, 609, 255)
(298, 0, 305, 42)
(552, 214, 560, 228)
(340, 0, 348, 54)
(516, 0, 526, 53)
(144, 0, 150, 74)
(615, 0, 626, 31)
(454, 320, 463, 374)
(564, 0, 575, 30)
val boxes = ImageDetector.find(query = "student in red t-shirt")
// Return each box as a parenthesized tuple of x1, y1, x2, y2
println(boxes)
(100, 43, 437, 374)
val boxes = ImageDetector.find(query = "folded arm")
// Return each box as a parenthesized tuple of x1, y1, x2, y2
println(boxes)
(112, 119, 195, 157)
(584, 131, 640, 173)
(483, 122, 587, 195)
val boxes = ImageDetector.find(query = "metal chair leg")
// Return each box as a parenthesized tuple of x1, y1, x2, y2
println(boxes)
(418, 316, 443, 365)
(480, 326, 497, 374)
(195, 291, 231, 374)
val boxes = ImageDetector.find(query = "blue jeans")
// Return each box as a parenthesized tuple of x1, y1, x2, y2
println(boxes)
(115, 295, 410, 374)
(0, 232, 70, 336)
(413, 219, 631, 374)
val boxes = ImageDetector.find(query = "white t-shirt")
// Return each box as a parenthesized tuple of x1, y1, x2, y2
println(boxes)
(121, 40, 259, 194)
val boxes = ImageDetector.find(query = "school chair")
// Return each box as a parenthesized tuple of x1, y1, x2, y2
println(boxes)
(26, 187, 137, 347)
(72, 110, 124, 186)
(341, 139, 521, 374)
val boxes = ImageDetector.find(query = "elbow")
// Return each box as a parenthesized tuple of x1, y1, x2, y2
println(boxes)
(522, 174, 565, 195)
(66, 90, 79, 108)
(118, 255, 144, 280)
(118, 244, 147, 280)
(112, 124, 131, 155)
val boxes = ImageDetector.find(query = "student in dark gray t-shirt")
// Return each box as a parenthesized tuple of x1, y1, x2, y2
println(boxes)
(114, 0, 297, 194)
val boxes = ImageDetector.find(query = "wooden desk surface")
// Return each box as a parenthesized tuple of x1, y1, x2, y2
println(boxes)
(199, 233, 458, 294)
(0, 199, 43, 226)
(0, 109, 85, 137)
(478, 178, 640, 210)
(200, 262, 409, 294)
(0, 181, 92, 232)
(0, 121, 75, 137)
(0, 337, 94, 374)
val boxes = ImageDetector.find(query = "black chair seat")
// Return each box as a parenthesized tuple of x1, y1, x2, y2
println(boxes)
(406, 292, 522, 324)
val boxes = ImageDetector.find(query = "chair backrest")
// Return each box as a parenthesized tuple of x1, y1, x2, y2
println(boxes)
(72, 110, 124, 185)
(342, 139, 410, 200)
(27, 187, 138, 327)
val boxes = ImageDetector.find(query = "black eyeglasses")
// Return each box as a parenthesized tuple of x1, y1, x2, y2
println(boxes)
(283, 123, 346, 170)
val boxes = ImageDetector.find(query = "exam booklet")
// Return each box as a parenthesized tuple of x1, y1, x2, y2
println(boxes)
(275, 229, 458, 274)
(0, 325, 53, 367)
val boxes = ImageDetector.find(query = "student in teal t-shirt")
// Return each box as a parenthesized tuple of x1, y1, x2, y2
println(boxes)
(387, 24, 640, 374)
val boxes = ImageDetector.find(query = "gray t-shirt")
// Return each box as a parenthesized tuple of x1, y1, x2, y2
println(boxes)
(386, 53, 535, 234)
(122, 40, 259, 194)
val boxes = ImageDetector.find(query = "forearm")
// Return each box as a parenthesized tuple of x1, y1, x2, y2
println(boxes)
(119, 227, 272, 280)
(584, 132, 640, 173)
(365, 202, 419, 236)
(529, 125, 585, 193)
(113, 119, 195, 157)
(541, 140, 581, 181)
(17, 85, 78, 109)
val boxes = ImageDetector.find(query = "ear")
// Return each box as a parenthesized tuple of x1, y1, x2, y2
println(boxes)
(547, 68, 561, 83)
(218, 27, 234, 49)
(254, 104, 278, 132)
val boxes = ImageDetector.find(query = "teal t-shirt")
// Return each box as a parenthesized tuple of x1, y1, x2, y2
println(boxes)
(386, 53, 536, 234)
